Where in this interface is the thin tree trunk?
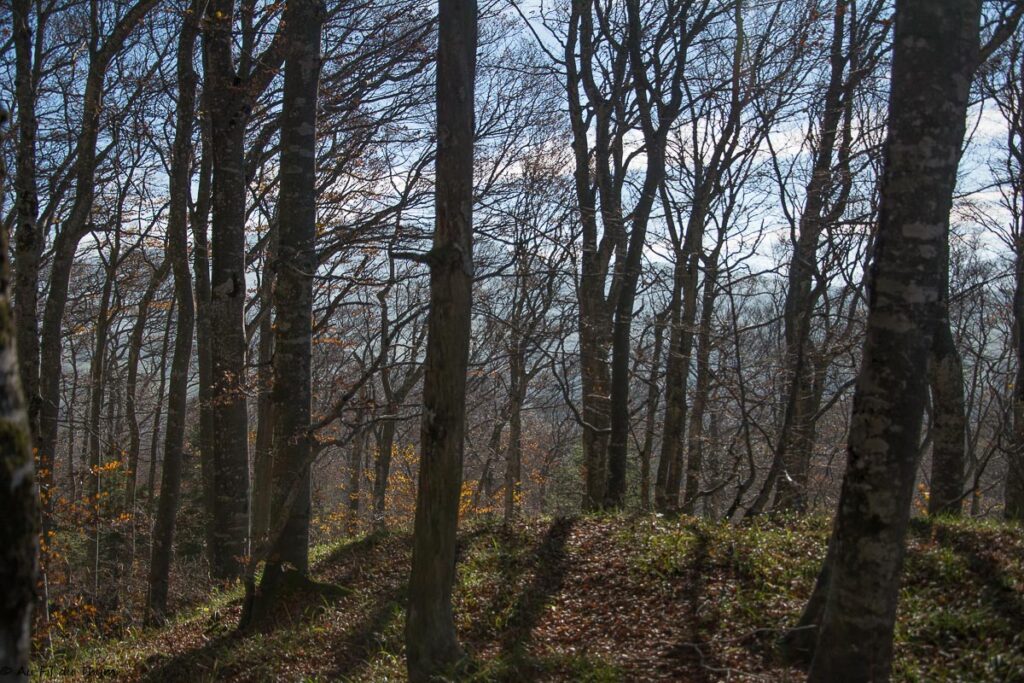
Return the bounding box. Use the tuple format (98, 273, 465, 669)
(503, 344, 525, 522)
(86, 236, 120, 598)
(146, 303, 174, 515)
(681, 255, 720, 515)
(638, 310, 667, 511)
(190, 136, 217, 566)
(147, 2, 200, 622)
(125, 261, 170, 510)
(405, 0, 476, 676)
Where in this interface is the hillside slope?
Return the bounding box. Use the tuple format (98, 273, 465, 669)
(38, 515, 1024, 682)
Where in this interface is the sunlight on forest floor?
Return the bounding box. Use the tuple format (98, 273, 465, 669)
(37, 515, 1024, 682)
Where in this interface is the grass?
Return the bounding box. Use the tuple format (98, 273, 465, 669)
(34, 514, 1024, 682)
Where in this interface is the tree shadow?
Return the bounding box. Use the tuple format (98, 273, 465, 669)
(499, 517, 575, 660)
(322, 523, 493, 680)
(935, 525, 1024, 629)
(664, 523, 722, 683)
(460, 517, 575, 679)
(138, 629, 242, 683)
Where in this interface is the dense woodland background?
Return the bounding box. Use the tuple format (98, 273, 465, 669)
(1, 0, 1024, 680)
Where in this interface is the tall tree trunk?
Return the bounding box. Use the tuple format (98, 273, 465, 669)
(241, 0, 324, 627)
(190, 137, 217, 566)
(203, 0, 254, 579)
(11, 0, 43, 449)
(405, 0, 476, 677)
(147, 2, 200, 622)
(86, 236, 120, 597)
(928, 313, 966, 516)
(0, 107, 40, 683)
(793, 2, 981, 679)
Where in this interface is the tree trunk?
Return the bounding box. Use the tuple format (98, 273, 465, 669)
(373, 402, 398, 529)
(11, 0, 43, 451)
(638, 310, 667, 511)
(125, 261, 170, 510)
(405, 0, 476, 677)
(147, 3, 200, 622)
(681, 255, 720, 515)
(928, 313, 966, 516)
(774, 1, 851, 514)
(86, 236, 120, 597)
(252, 229, 277, 545)
(190, 136, 217, 567)
(797, 2, 981, 679)
(146, 303, 174, 515)
(241, 0, 324, 626)
(203, 0, 255, 579)
(0, 107, 40, 683)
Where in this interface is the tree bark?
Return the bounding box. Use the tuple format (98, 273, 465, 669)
(190, 135, 217, 566)
(405, 0, 476, 677)
(203, 0, 261, 579)
(11, 0, 44, 450)
(798, 2, 981, 679)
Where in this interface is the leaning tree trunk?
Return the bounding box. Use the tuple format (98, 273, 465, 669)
(147, 1, 200, 623)
(405, 0, 477, 677)
(124, 261, 170, 510)
(792, 2, 982, 680)
(0, 107, 40, 683)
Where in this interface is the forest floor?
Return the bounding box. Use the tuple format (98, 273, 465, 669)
(37, 514, 1024, 682)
